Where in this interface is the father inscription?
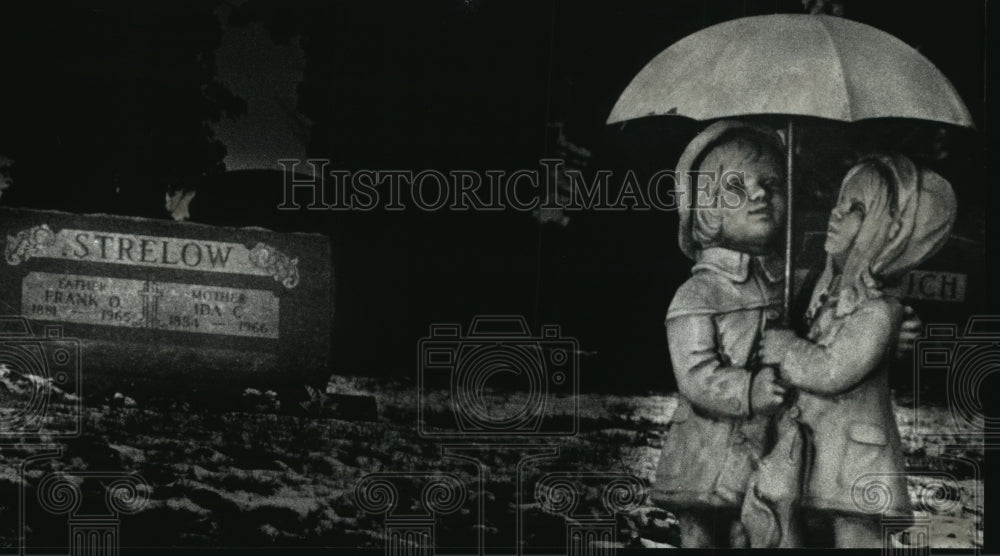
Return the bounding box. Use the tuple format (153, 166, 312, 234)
(0, 208, 331, 388)
(22, 273, 280, 339)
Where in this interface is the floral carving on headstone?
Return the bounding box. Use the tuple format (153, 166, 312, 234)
(5, 224, 56, 265)
(248, 242, 300, 289)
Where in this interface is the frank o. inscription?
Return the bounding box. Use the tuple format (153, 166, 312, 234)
(0, 208, 332, 386)
(22, 272, 279, 339)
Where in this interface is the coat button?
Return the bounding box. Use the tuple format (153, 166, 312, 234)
(788, 406, 802, 419)
(765, 309, 780, 321)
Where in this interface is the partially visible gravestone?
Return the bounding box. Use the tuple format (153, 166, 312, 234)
(0, 207, 332, 390)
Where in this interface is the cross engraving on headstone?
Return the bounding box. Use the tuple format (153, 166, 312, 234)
(138, 280, 163, 329)
(1, 207, 331, 384)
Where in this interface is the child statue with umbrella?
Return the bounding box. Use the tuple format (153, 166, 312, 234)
(607, 13, 973, 548)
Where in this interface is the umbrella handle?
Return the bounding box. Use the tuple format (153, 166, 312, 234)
(782, 120, 795, 328)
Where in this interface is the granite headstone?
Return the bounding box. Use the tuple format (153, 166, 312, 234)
(0, 207, 332, 392)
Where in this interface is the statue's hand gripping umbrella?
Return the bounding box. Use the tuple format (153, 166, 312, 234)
(607, 14, 974, 325)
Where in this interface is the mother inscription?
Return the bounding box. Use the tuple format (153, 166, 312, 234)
(22, 273, 280, 339)
(0, 208, 331, 387)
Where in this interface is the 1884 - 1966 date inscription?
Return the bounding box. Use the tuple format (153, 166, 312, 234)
(22, 271, 279, 339)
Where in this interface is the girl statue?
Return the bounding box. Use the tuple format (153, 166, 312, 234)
(757, 153, 956, 547)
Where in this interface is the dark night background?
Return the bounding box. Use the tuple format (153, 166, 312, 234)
(0, 0, 992, 394)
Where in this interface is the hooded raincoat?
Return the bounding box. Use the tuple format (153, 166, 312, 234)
(762, 154, 956, 519)
(653, 120, 787, 510)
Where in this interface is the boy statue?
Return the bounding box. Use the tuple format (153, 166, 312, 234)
(651, 120, 789, 548)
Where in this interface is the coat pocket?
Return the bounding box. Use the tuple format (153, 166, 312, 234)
(838, 422, 889, 495)
(847, 422, 888, 446)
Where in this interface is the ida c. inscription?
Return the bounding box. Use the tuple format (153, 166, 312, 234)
(5, 225, 300, 289)
(22, 272, 279, 339)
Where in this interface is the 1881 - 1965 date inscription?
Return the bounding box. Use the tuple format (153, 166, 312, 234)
(21, 271, 279, 339)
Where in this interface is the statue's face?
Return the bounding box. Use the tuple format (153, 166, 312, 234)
(703, 144, 785, 254)
(825, 177, 866, 263)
